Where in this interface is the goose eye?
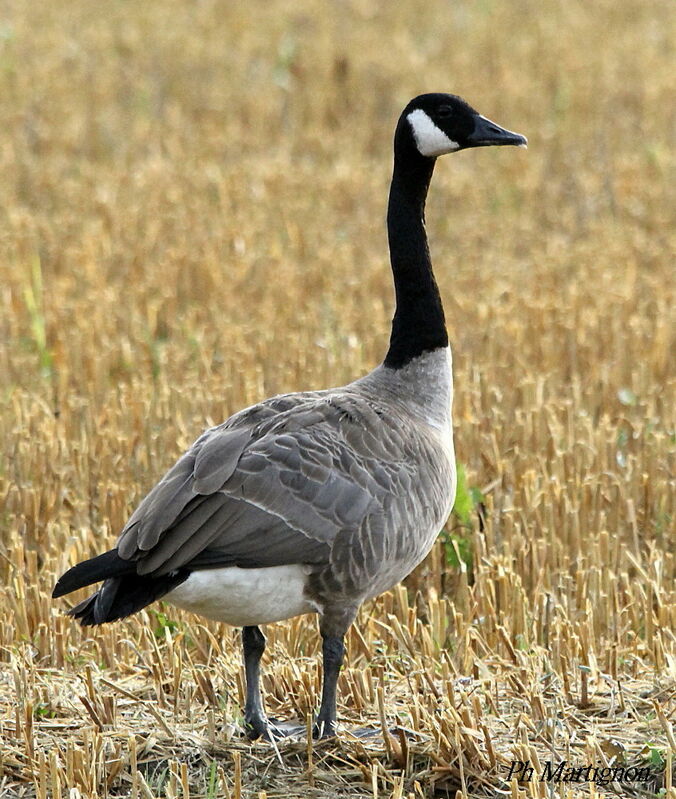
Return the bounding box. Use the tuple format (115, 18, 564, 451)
(436, 105, 453, 119)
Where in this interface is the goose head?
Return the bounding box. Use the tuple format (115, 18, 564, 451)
(399, 93, 527, 159)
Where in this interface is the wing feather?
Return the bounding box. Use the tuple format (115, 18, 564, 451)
(192, 426, 251, 494)
(112, 387, 446, 590)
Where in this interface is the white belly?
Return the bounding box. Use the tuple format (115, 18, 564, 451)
(165, 564, 316, 626)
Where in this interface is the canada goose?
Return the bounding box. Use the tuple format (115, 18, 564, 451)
(53, 93, 526, 740)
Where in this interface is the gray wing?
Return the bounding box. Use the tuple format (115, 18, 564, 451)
(116, 391, 405, 577)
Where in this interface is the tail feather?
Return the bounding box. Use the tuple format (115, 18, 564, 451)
(54, 549, 190, 626)
(68, 571, 190, 626)
(52, 550, 133, 598)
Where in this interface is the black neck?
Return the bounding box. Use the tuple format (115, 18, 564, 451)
(383, 149, 448, 369)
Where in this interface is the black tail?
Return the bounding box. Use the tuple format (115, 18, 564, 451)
(53, 549, 189, 626)
(53, 550, 132, 598)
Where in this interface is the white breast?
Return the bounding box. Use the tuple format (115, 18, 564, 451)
(165, 564, 317, 626)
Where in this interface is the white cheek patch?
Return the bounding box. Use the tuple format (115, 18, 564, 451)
(407, 109, 460, 157)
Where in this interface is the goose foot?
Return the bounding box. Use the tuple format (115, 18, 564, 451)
(245, 716, 337, 741)
(244, 714, 305, 741)
(312, 718, 337, 739)
(346, 724, 423, 741)
(347, 725, 382, 739)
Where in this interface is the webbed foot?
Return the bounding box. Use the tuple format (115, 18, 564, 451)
(244, 714, 305, 741)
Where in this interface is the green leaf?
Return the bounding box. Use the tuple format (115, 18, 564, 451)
(452, 462, 474, 527)
(443, 531, 473, 571)
(34, 702, 56, 719)
(22, 255, 54, 375)
(640, 743, 666, 770)
(206, 760, 218, 798)
(470, 485, 485, 506)
(151, 610, 180, 640)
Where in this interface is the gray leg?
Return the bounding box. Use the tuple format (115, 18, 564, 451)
(313, 633, 345, 738)
(242, 625, 269, 739)
(242, 625, 305, 741)
(313, 606, 357, 738)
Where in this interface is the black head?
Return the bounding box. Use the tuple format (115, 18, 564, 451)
(397, 93, 527, 158)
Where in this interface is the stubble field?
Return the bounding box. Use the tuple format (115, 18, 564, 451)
(0, 0, 674, 796)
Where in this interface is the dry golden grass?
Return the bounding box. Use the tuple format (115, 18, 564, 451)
(0, 0, 674, 796)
